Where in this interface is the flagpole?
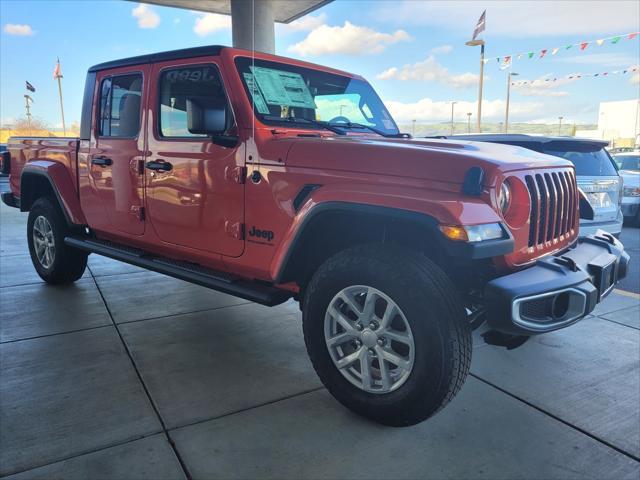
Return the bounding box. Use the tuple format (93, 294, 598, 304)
(478, 42, 485, 133)
(57, 76, 66, 136)
(55, 58, 66, 136)
(24, 95, 32, 135)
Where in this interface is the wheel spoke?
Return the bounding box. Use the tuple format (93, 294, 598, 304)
(328, 306, 357, 333)
(380, 349, 411, 371)
(379, 303, 397, 329)
(361, 288, 378, 320)
(326, 331, 356, 347)
(336, 348, 362, 369)
(377, 352, 392, 390)
(359, 349, 372, 390)
(338, 291, 362, 317)
(382, 329, 412, 345)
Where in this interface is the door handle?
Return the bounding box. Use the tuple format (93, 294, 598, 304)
(91, 156, 112, 167)
(146, 160, 173, 172)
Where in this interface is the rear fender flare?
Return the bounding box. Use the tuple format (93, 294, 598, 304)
(20, 161, 86, 225)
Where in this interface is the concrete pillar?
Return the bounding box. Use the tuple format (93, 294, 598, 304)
(230, 0, 276, 54)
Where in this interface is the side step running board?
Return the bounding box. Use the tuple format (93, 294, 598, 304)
(64, 237, 291, 307)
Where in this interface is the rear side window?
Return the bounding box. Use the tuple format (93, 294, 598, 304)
(98, 74, 143, 138)
(542, 146, 618, 176)
(158, 65, 227, 138)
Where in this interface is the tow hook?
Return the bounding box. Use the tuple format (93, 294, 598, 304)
(595, 232, 616, 245)
(481, 330, 530, 350)
(555, 256, 579, 272)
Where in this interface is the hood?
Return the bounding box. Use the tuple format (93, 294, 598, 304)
(283, 136, 572, 186)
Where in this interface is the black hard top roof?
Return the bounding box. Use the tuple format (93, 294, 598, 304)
(432, 133, 609, 147)
(88, 45, 225, 73)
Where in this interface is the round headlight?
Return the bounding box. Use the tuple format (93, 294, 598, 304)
(498, 181, 511, 214)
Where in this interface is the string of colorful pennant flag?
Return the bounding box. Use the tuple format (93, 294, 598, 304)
(511, 65, 639, 86)
(483, 31, 639, 69)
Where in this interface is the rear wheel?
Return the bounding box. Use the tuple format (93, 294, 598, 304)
(27, 197, 88, 284)
(302, 244, 471, 426)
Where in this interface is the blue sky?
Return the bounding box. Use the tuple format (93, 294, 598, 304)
(1, 0, 639, 128)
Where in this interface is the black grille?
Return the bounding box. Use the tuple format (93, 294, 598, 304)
(525, 170, 576, 248)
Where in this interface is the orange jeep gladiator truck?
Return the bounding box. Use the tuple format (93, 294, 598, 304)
(1, 46, 629, 426)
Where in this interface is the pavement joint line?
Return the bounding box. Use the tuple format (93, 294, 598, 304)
(0, 323, 112, 345)
(0, 432, 165, 479)
(594, 313, 640, 331)
(167, 386, 326, 434)
(469, 373, 640, 463)
(89, 274, 194, 480)
(110, 301, 257, 326)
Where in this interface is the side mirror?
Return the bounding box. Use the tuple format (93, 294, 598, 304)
(187, 98, 238, 148)
(187, 99, 226, 135)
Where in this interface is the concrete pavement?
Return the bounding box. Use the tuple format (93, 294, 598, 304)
(1, 189, 639, 479)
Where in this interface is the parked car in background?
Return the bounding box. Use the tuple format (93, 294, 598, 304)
(613, 151, 640, 226)
(0, 144, 7, 177)
(435, 135, 624, 237)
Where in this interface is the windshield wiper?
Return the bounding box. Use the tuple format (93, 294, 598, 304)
(328, 122, 411, 138)
(263, 115, 346, 135)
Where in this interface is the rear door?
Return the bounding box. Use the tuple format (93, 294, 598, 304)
(144, 60, 244, 257)
(84, 67, 149, 235)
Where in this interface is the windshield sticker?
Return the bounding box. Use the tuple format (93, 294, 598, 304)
(250, 66, 316, 109)
(243, 73, 270, 114)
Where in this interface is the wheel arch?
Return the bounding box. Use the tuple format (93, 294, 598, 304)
(273, 202, 446, 286)
(20, 162, 86, 226)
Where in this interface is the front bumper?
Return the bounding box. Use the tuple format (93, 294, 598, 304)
(485, 230, 629, 335)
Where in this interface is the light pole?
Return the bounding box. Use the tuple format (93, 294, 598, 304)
(339, 105, 347, 117)
(466, 38, 485, 132)
(450, 101, 457, 135)
(558, 116, 564, 136)
(504, 71, 518, 133)
(466, 112, 472, 133)
(412, 119, 416, 137)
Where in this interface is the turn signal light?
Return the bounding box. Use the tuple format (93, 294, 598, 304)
(439, 225, 469, 241)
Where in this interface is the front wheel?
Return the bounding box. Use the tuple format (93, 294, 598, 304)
(302, 244, 472, 426)
(27, 197, 88, 284)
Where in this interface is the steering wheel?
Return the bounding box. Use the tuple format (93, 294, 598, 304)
(328, 116, 351, 124)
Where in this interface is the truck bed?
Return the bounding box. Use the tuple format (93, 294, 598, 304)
(7, 137, 80, 198)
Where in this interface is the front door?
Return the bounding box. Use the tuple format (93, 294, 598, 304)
(85, 67, 148, 235)
(145, 60, 244, 257)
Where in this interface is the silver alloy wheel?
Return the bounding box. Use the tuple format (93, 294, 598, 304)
(33, 215, 55, 269)
(324, 285, 415, 394)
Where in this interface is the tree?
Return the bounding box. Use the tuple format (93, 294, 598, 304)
(12, 117, 53, 136)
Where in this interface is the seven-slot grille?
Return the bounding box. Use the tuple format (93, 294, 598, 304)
(524, 170, 577, 248)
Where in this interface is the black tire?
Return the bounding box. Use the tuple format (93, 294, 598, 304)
(27, 197, 88, 284)
(302, 244, 471, 427)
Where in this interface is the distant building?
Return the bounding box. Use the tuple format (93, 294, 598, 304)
(576, 99, 640, 147)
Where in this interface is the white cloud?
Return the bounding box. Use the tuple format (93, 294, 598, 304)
(376, 56, 480, 89)
(288, 21, 411, 56)
(430, 44, 453, 55)
(277, 13, 326, 34)
(384, 97, 543, 123)
(3, 24, 34, 36)
(132, 4, 160, 29)
(374, 1, 640, 37)
(193, 13, 231, 37)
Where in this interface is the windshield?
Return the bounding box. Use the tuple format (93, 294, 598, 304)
(613, 154, 640, 171)
(542, 145, 618, 176)
(235, 57, 399, 136)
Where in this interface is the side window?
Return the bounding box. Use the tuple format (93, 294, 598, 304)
(159, 65, 227, 138)
(98, 74, 142, 138)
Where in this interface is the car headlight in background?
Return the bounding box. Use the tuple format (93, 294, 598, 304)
(440, 223, 506, 242)
(623, 186, 640, 197)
